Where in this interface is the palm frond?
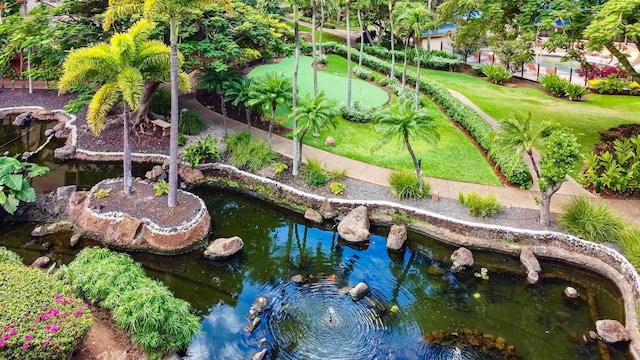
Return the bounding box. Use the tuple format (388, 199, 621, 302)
(178, 72, 192, 93)
(110, 33, 136, 66)
(87, 83, 120, 136)
(128, 19, 156, 46)
(118, 67, 144, 110)
(103, 1, 145, 30)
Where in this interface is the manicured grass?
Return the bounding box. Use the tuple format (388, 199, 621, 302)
(284, 22, 346, 45)
(418, 68, 640, 171)
(248, 56, 389, 108)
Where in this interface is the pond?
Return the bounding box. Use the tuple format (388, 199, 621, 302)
(0, 189, 630, 360)
(0, 114, 631, 359)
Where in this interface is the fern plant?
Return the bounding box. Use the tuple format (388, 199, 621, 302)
(182, 135, 220, 168)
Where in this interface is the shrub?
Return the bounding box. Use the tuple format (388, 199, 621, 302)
(619, 227, 640, 268)
(226, 131, 252, 152)
(178, 133, 187, 146)
(149, 88, 171, 116)
(315, 51, 327, 64)
(306, 171, 327, 187)
(354, 66, 373, 80)
(67, 248, 200, 356)
(178, 111, 205, 135)
(581, 136, 640, 193)
(458, 192, 503, 217)
(230, 138, 276, 172)
(153, 180, 169, 196)
(388, 170, 429, 199)
(539, 74, 570, 97)
(482, 64, 512, 84)
(557, 197, 625, 243)
(182, 134, 220, 168)
(0, 262, 92, 360)
(341, 102, 375, 123)
(0, 247, 22, 265)
(589, 75, 636, 95)
(306, 157, 324, 173)
(273, 162, 288, 174)
(564, 83, 587, 101)
(471, 64, 485, 76)
(330, 182, 345, 195)
(328, 168, 347, 181)
(93, 188, 111, 199)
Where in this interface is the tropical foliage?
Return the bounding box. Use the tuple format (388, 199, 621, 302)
(557, 196, 625, 243)
(582, 135, 640, 193)
(247, 71, 293, 146)
(0, 156, 48, 214)
(183, 134, 220, 168)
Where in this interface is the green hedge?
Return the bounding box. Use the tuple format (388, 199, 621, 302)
(321, 42, 532, 188)
(67, 248, 200, 356)
(0, 253, 92, 360)
(358, 44, 460, 71)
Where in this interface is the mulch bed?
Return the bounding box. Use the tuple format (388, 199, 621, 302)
(90, 180, 202, 228)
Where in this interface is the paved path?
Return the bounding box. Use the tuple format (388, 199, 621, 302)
(180, 94, 640, 224)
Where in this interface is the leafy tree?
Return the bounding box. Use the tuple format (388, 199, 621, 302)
(226, 76, 255, 132)
(292, 91, 338, 163)
(58, 20, 175, 195)
(373, 101, 440, 194)
(103, 0, 230, 208)
(247, 71, 293, 147)
(198, 62, 241, 136)
(0, 156, 48, 215)
(539, 130, 581, 226)
(490, 113, 553, 180)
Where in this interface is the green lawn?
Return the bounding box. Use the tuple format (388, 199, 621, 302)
(417, 68, 640, 171)
(248, 56, 501, 186)
(247, 56, 389, 107)
(284, 22, 346, 45)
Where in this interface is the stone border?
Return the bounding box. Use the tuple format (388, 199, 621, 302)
(5, 106, 640, 357)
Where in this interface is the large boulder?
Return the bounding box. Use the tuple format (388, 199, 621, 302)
(450, 247, 474, 273)
(596, 320, 630, 344)
(386, 224, 407, 251)
(204, 236, 244, 260)
(520, 248, 541, 284)
(337, 206, 370, 242)
(145, 165, 165, 182)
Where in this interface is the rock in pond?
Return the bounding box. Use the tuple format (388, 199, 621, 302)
(520, 248, 541, 284)
(291, 274, 305, 284)
(31, 221, 74, 237)
(349, 282, 369, 301)
(304, 208, 323, 224)
(31, 256, 51, 269)
(244, 317, 260, 334)
(386, 224, 407, 251)
(252, 349, 267, 360)
(145, 165, 165, 182)
(337, 206, 370, 243)
(450, 247, 474, 273)
(69, 233, 82, 247)
(596, 320, 630, 344)
(564, 286, 579, 299)
(319, 198, 339, 220)
(248, 296, 268, 320)
(204, 236, 244, 260)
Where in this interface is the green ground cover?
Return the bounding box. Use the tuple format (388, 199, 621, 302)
(284, 22, 346, 44)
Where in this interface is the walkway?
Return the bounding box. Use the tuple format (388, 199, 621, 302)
(180, 94, 640, 224)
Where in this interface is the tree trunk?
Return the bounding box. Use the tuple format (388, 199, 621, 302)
(527, 149, 540, 179)
(346, 0, 352, 107)
(131, 80, 160, 128)
(389, 0, 395, 79)
(402, 38, 408, 90)
(123, 103, 132, 195)
(221, 94, 228, 136)
(292, 4, 301, 176)
(27, 48, 32, 94)
(312, 0, 318, 97)
(298, 127, 309, 163)
(539, 183, 561, 226)
(269, 104, 276, 147)
(357, 4, 364, 67)
(245, 108, 252, 133)
(605, 42, 640, 82)
(414, 32, 421, 110)
(167, 16, 180, 208)
(426, 0, 432, 52)
(404, 132, 423, 193)
(20, 52, 24, 89)
(319, 3, 324, 53)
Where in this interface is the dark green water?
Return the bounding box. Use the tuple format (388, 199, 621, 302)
(0, 116, 631, 359)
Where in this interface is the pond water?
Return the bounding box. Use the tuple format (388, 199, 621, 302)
(0, 115, 632, 359)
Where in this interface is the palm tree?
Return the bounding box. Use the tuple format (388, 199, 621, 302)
(226, 76, 254, 133)
(395, 1, 431, 109)
(373, 101, 440, 194)
(198, 63, 240, 136)
(247, 71, 293, 147)
(103, 0, 231, 208)
(490, 113, 553, 181)
(345, 0, 352, 107)
(58, 20, 173, 195)
(292, 91, 338, 162)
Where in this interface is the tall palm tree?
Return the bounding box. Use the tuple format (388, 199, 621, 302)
(247, 71, 293, 147)
(292, 91, 338, 162)
(395, 1, 431, 109)
(490, 113, 552, 180)
(345, 0, 352, 107)
(226, 76, 254, 133)
(198, 63, 240, 136)
(58, 19, 173, 195)
(373, 101, 440, 194)
(103, 0, 232, 208)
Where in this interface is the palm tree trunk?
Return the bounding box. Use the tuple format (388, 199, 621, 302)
(346, 0, 352, 107)
(312, 0, 319, 97)
(298, 127, 309, 163)
(168, 15, 180, 208)
(402, 37, 408, 90)
(123, 103, 132, 195)
(404, 132, 423, 193)
(292, 4, 301, 176)
(319, 2, 325, 53)
(269, 104, 276, 147)
(27, 48, 32, 94)
(221, 94, 228, 136)
(389, 0, 395, 79)
(357, 2, 364, 67)
(539, 183, 561, 226)
(414, 32, 421, 110)
(131, 80, 160, 128)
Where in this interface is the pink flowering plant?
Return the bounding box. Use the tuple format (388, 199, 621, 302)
(0, 261, 92, 359)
